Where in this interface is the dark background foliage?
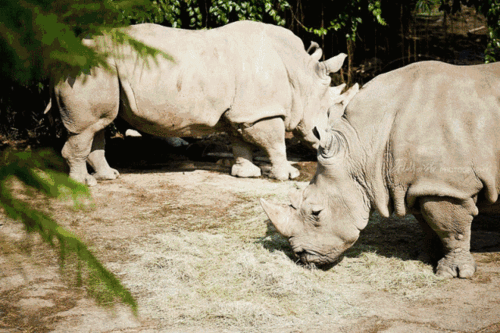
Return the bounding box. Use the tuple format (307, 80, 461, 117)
(0, 0, 498, 313)
(0, 0, 497, 144)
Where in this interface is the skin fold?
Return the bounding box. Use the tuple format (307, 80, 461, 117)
(50, 21, 349, 185)
(262, 61, 500, 279)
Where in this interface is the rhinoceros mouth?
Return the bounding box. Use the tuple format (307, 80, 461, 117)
(294, 248, 343, 268)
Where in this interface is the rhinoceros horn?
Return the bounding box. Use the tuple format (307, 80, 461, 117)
(260, 199, 301, 237)
(323, 53, 348, 74)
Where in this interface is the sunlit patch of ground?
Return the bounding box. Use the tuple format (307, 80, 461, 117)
(1, 165, 500, 332)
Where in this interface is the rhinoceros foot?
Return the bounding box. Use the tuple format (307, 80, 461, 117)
(231, 162, 262, 178)
(93, 168, 120, 181)
(268, 164, 300, 181)
(436, 249, 477, 279)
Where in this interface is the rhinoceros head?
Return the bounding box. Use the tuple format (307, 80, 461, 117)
(261, 118, 370, 266)
(294, 45, 349, 149)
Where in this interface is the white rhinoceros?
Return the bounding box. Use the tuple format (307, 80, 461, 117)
(261, 60, 500, 279)
(50, 21, 349, 185)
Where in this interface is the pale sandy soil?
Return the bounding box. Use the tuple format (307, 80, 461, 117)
(1, 155, 499, 333)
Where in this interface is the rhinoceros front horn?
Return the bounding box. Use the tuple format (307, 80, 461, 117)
(323, 53, 348, 74)
(260, 198, 300, 237)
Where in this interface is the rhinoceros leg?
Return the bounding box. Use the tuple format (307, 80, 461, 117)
(419, 196, 477, 279)
(414, 213, 444, 263)
(230, 137, 262, 178)
(62, 128, 99, 186)
(87, 129, 120, 181)
(239, 117, 299, 180)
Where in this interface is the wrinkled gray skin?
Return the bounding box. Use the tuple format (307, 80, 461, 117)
(50, 21, 349, 185)
(261, 61, 500, 279)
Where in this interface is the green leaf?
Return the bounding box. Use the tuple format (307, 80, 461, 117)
(0, 149, 137, 313)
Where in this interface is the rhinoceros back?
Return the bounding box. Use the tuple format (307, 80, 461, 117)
(345, 61, 500, 215)
(107, 22, 298, 137)
(112, 24, 236, 136)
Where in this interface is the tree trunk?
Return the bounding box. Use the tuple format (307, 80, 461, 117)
(401, 4, 405, 65)
(347, 39, 355, 86)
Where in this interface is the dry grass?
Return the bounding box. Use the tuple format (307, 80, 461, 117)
(333, 252, 444, 295)
(118, 223, 443, 331)
(332, 213, 446, 297)
(4, 169, 497, 332)
(105, 174, 445, 331)
(122, 230, 354, 331)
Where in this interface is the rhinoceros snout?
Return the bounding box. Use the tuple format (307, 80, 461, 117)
(293, 247, 344, 269)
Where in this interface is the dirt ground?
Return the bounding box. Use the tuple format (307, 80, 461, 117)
(1, 136, 500, 333)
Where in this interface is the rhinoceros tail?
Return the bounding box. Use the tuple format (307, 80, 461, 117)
(44, 80, 55, 114)
(43, 81, 57, 130)
(44, 98, 52, 114)
(42, 96, 56, 130)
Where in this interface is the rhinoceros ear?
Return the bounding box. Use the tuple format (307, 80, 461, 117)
(310, 46, 323, 62)
(329, 83, 347, 98)
(328, 83, 360, 121)
(307, 41, 320, 55)
(313, 126, 341, 159)
(260, 199, 301, 237)
(313, 126, 328, 146)
(289, 189, 303, 209)
(323, 53, 348, 74)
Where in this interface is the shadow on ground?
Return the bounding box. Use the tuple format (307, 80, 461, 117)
(103, 133, 317, 180)
(259, 210, 500, 271)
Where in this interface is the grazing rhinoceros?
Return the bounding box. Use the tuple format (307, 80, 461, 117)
(261, 60, 500, 279)
(49, 21, 349, 185)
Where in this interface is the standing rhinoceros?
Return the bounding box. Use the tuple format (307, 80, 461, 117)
(261, 60, 500, 279)
(50, 21, 349, 185)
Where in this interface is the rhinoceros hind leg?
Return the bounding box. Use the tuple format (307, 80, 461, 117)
(230, 138, 261, 178)
(239, 117, 299, 180)
(87, 129, 120, 181)
(419, 196, 477, 279)
(62, 131, 98, 186)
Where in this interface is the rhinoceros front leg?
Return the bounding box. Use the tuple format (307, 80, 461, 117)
(230, 137, 262, 178)
(87, 129, 120, 181)
(239, 117, 299, 180)
(414, 213, 444, 263)
(419, 196, 477, 279)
